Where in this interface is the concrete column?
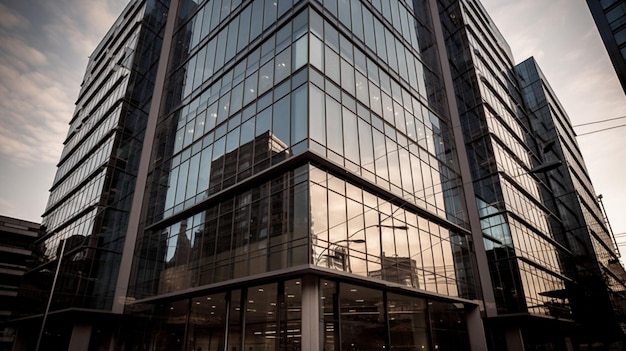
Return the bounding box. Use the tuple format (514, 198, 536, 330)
(68, 323, 92, 351)
(425, 0, 498, 317)
(113, 0, 181, 314)
(301, 275, 320, 350)
(466, 305, 488, 351)
(505, 326, 525, 351)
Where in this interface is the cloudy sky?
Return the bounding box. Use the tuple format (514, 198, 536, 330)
(1, 0, 625, 249)
(0, 0, 128, 221)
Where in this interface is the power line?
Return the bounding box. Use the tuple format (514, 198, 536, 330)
(576, 123, 626, 136)
(572, 115, 626, 128)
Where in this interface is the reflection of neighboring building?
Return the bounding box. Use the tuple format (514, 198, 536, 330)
(159, 131, 294, 296)
(159, 220, 192, 294)
(208, 130, 288, 196)
(369, 255, 420, 289)
(318, 246, 349, 271)
(0, 215, 39, 351)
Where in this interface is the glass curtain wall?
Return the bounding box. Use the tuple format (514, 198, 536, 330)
(25, 0, 170, 317)
(131, 0, 477, 301)
(131, 163, 478, 300)
(125, 0, 480, 349)
(437, 0, 571, 317)
(516, 57, 626, 344)
(129, 277, 471, 350)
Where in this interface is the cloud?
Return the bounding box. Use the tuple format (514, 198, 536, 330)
(0, 36, 48, 66)
(0, 29, 71, 165)
(43, 0, 126, 58)
(0, 61, 70, 165)
(0, 0, 127, 168)
(0, 3, 29, 29)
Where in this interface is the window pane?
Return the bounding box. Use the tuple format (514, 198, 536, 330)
(153, 300, 188, 350)
(310, 34, 324, 70)
(325, 96, 343, 154)
(343, 108, 359, 164)
(258, 59, 274, 94)
(273, 95, 290, 145)
(309, 85, 326, 144)
(293, 35, 308, 70)
(291, 84, 308, 143)
(340, 283, 386, 351)
(188, 293, 227, 351)
(388, 293, 429, 351)
(244, 283, 278, 350)
(282, 279, 302, 348)
(321, 280, 337, 350)
(274, 48, 291, 83)
(228, 290, 242, 350)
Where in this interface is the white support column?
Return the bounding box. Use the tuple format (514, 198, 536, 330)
(466, 305, 489, 351)
(68, 323, 92, 351)
(113, 0, 181, 314)
(425, 0, 498, 317)
(505, 326, 525, 351)
(301, 275, 320, 350)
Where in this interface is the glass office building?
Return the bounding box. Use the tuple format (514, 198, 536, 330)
(13, 0, 171, 349)
(516, 57, 626, 348)
(15, 0, 626, 350)
(17, 0, 488, 350)
(438, 0, 581, 349)
(438, 0, 626, 349)
(123, 0, 484, 349)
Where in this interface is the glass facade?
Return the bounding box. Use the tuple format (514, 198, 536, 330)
(26, 0, 170, 311)
(131, 163, 477, 299)
(437, 0, 626, 348)
(438, 0, 571, 319)
(122, 277, 470, 350)
(125, 0, 480, 349)
(14, 1, 171, 349)
(516, 57, 626, 346)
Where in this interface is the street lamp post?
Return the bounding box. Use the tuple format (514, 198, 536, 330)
(36, 239, 67, 351)
(35, 237, 121, 351)
(377, 213, 408, 281)
(315, 214, 409, 279)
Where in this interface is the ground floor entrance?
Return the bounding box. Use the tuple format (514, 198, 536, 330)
(13, 273, 485, 350)
(118, 273, 485, 351)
